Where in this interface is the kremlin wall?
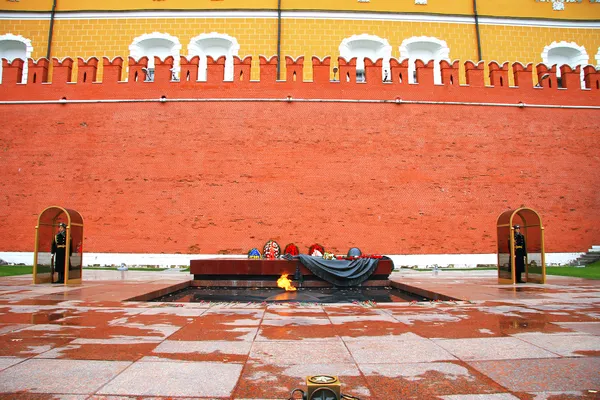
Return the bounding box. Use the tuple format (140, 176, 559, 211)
(0, 55, 599, 265)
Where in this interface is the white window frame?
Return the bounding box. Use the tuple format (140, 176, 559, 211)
(399, 36, 450, 85)
(541, 41, 588, 89)
(188, 32, 240, 82)
(339, 34, 392, 82)
(129, 32, 182, 81)
(0, 33, 33, 84)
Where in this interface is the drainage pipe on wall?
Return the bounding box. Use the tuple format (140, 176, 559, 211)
(276, 0, 282, 80)
(1, 98, 598, 110)
(473, 0, 483, 61)
(46, 0, 58, 59)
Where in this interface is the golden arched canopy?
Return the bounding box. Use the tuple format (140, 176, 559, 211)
(33, 206, 84, 285)
(496, 207, 546, 284)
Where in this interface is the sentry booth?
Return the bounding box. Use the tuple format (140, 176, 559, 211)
(496, 207, 546, 284)
(33, 206, 84, 285)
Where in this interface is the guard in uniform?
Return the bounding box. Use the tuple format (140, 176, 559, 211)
(513, 224, 527, 283)
(51, 222, 68, 283)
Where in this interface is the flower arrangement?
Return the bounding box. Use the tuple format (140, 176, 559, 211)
(308, 243, 325, 257)
(248, 248, 261, 259)
(284, 243, 299, 256)
(263, 240, 281, 259)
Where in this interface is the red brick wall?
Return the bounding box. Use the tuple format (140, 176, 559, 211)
(1, 102, 598, 254)
(1, 57, 599, 255)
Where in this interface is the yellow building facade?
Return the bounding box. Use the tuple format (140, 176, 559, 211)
(0, 0, 599, 83)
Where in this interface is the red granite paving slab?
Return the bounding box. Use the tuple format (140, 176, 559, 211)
(88, 397, 206, 400)
(169, 315, 258, 340)
(233, 362, 373, 400)
(0, 323, 31, 334)
(322, 304, 391, 316)
(0, 321, 87, 336)
(106, 313, 194, 328)
(527, 391, 600, 399)
(63, 323, 172, 340)
(149, 340, 251, 362)
(390, 273, 600, 303)
(549, 393, 600, 400)
(556, 322, 600, 335)
(168, 313, 262, 341)
(400, 309, 572, 339)
(264, 307, 328, 318)
(67, 301, 150, 308)
(0, 335, 74, 357)
(360, 361, 508, 400)
(95, 360, 243, 398)
(0, 394, 88, 400)
(41, 309, 147, 327)
(0, 307, 72, 324)
(330, 318, 411, 338)
(0, 271, 599, 399)
(524, 306, 600, 323)
(2, 315, 167, 342)
(170, 325, 259, 342)
(467, 357, 600, 392)
(146, 350, 248, 363)
(7, 299, 69, 306)
(256, 322, 339, 341)
(33, 342, 159, 361)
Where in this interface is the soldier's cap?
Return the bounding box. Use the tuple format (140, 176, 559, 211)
(513, 224, 520, 229)
(58, 222, 67, 228)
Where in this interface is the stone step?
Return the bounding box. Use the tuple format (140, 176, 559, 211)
(570, 245, 600, 266)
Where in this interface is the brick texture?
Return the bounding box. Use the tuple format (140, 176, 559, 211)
(0, 58, 599, 255)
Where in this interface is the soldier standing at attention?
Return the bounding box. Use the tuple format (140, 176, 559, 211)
(513, 224, 527, 283)
(51, 222, 67, 283)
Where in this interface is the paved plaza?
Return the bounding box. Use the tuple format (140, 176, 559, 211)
(0, 268, 598, 399)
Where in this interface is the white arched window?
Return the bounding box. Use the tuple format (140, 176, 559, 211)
(399, 36, 450, 85)
(188, 33, 240, 82)
(596, 47, 600, 67)
(541, 41, 588, 88)
(0, 34, 33, 84)
(339, 34, 392, 82)
(129, 32, 182, 81)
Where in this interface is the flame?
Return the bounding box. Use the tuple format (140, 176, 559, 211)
(277, 273, 297, 291)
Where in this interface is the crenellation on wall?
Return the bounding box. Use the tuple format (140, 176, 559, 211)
(364, 58, 385, 85)
(337, 56, 357, 84)
(127, 56, 149, 83)
(51, 57, 74, 84)
(27, 58, 49, 84)
(536, 63, 558, 89)
(415, 59, 435, 86)
(285, 56, 304, 83)
(233, 55, 252, 83)
(311, 56, 331, 83)
(512, 62, 534, 89)
(153, 56, 175, 83)
(258, 55, 277, 82)
(488, 61, 509, 88)
(440, 60, 460, 86)
(77, 57, 99, 84)
(389, 58, 410, 85)
(584, 65, 600, 91)
(1, 56, 599, 104)
(465, 60, 485, 88)
(2, 58, 24, 85)
(206, 55, 226, 83)
(102, 56, 124, 83)
(559, 64, 582, 89)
